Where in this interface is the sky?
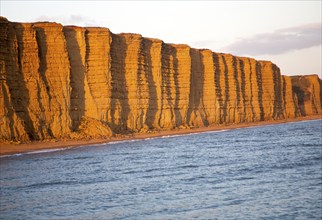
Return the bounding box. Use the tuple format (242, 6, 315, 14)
(1, 1, 321, 76)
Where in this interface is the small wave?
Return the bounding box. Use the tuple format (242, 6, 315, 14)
(0, 147, 73, 158)
(122, 170, 138, 175)
(178, 164, 200, 169)
(143, 137, 159, 141)
(161, 134, 186, 138)
(26, 181, 72, 188)
(235, 176, 255, 181)
(199, 129, 229, 134)
(0, 153, 23, 158)
(24, 148, 73, 155)
(107, 139, 141, 145)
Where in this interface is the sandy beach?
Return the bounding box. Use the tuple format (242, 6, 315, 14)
(1, 115, 321, 156)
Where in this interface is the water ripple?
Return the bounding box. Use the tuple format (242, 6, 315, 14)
(0, 120, 321, 219)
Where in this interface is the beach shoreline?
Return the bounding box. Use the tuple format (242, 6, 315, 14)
(1, 115, 321, 156)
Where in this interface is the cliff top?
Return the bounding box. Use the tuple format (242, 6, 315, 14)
(2, 16, 320, 79)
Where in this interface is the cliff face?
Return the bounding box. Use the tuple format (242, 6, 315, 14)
(291, 75, 322, 116)
(1, 17, 321, 142)
(1, 19, 71, 141)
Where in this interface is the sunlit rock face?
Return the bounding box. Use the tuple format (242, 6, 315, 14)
(291, 75, 322, 117)
(1, 17, 321, 141)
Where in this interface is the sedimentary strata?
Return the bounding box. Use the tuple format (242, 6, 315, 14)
(0, 17, 321, 141)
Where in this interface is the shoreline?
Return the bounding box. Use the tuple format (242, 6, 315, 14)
(1, 115, 321, 156)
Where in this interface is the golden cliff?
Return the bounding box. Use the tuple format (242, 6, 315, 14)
(1, 17, 321, 142)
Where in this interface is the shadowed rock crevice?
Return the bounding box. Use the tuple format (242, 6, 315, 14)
(239, 59, 247, 122)
(188, 49, 207, 127)
(282, 76, 297, 118)
(35, 81, 46, 138)
(247, 59, 256, 121)
(158, 43, 166, 127)
(136, 38, 145, 130)
(173, 48, 183, 127)
(292, 85, 306, 116)
(198, 50, 208, 126)
(8, 24, 38, 140)
(255, 62, 264, 121)
(272, 65, 284, 119)
(282, 76, 287, 116)
(2, 83, 15, 139)
(63, 27, 85, 130)
(311, 86, 318, 114)
(222, 55, 229, 123)
(141, 39, 158, 129)
(233, 57, 241, 107)
(141, 38, 163, 129)
(35, 27, 51, 101)
(186, 49, 195, 126)
(199, 50, 216, 125)
(160, 43, 175, 128)
(232, 56, 241, 123)
(110, 34, 131, 133)
(212, 53, 223, 124)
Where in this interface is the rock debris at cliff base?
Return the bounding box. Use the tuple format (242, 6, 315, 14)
(0, 16, 321, 142)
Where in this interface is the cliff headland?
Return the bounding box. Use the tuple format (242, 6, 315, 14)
(0, 16, 321, 152)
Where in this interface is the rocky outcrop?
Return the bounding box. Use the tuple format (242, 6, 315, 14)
(291, 75, 322, 116)
(1, 17, 321, 142)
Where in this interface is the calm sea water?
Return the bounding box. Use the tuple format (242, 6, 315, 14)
(1, 120, 321, 219)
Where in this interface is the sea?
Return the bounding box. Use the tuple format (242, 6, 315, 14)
(0, 120, 321, 219)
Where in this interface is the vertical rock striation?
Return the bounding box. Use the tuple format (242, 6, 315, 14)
(1, 18, 321, 142)
(0, 17, 29, 141)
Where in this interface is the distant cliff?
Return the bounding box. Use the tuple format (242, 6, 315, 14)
(1, 17, 321, 142)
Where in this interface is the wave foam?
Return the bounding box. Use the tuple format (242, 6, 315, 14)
(0, 147, 73, 158)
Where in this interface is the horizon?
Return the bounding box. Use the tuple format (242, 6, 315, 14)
(1, 1, 321, 77)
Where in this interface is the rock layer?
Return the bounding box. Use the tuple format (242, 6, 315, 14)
(1, 17, 321, 141)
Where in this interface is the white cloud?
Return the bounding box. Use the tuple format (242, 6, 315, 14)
(222, 23, 322, 56)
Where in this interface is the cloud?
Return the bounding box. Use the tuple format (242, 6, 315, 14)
(221, 23, 322, 56)
(35, 15, 99, 27)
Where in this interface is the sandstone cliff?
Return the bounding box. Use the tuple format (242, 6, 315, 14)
(1, 17, 321, 142)
(291, 75, 322, 116)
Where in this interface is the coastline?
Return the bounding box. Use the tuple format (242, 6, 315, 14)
(1, 115, 321, 156)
